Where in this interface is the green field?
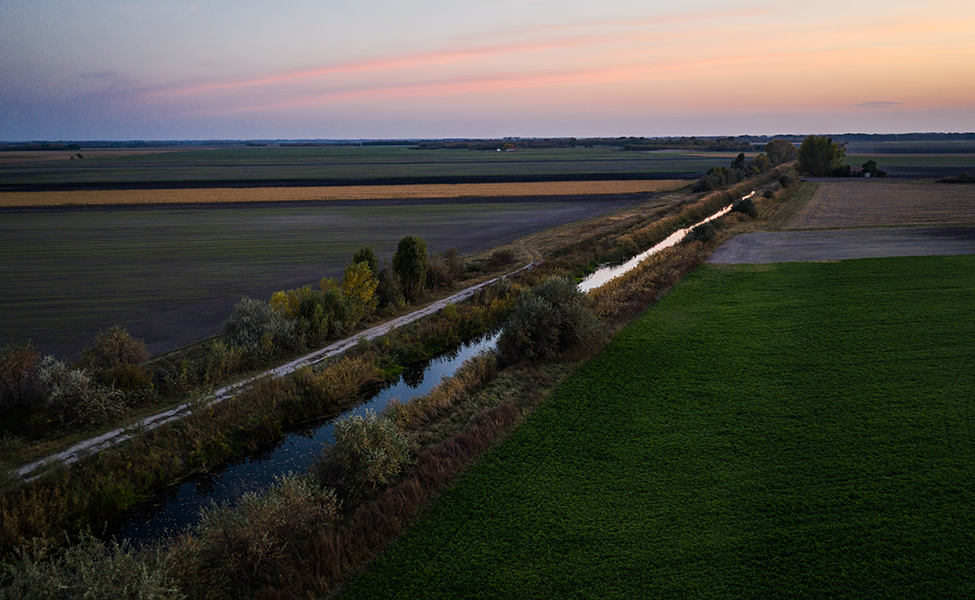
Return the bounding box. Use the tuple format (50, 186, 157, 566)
(0, 146, 730, 186)
(342, 255, 975, 599)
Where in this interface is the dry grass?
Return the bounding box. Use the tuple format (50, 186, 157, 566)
(0, 180, 688, 208)
(789, 181, 975, 229)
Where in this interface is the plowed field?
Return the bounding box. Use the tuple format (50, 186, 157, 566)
(790, 181, 975, 229)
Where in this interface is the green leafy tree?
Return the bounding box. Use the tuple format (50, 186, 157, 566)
(798, 135, 847, 176)
(392, 235, 428, 301)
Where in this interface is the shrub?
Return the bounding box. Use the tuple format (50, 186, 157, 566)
(488, 248, 517, 269)
(685, 222, 718, 243)
(225, 297, 297, 361)
(732, 197, 759, 217)
(177, 473, 340, 598)
(497, 277, 604, 364)
(0, 532, 182, 600)
(311, 410, 412, 499)
(39, 356, 126, 428)
(81, 326, 149, 374)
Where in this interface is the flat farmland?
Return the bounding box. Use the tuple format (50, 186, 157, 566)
(0, 146, 722, 187)
(342, 256, 975, 599)
(0, 194, 656, 359)
(789, 181, 975, 229)
(0, 179, 686, 208)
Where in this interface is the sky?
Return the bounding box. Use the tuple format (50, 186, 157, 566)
(2, 0, 974, 141)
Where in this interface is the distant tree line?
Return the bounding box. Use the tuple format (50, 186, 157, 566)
(691, 140, 796, 192)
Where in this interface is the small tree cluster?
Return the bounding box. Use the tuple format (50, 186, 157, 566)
(692, 152, 774, 192)
(227, 254, 381, 361)
(497, 277, 604, 364)
(797, 135, 847, 176)
(763, 139, 798, 165)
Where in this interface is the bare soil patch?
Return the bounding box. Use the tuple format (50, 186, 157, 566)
(709, 227, 975, 264)
(790, 181, 975, 229)
(0, 180, 685, 207)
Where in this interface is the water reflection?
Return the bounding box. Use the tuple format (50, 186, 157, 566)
(578, 201, 739, 292)
(111, 196, 746, 545)
(111, 333, 498, 544)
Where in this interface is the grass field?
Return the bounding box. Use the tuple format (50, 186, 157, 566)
(790, 181, 975, 229)
(0, 195, 660, 359)
(0, 179, 686, 207)
(0, 146, 726, 186)
(341, 255, 975, 599)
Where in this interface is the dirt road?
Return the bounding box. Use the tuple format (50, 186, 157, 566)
(15, 265, 529, 483)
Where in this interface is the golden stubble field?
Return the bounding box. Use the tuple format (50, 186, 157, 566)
(790, 181, 975, 229)
(0, 180, 687, 207)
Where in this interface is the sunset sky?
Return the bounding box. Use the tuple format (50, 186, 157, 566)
(2, 0, 974, 140)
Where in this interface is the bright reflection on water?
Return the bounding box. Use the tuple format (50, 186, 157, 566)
(112, 333, 498, 544)
(578, 203, 735, 292)
(111, 195, 749, 545)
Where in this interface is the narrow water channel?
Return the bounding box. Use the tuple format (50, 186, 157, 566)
(111, 194, 749, 544)
(112, 333, 498, 544)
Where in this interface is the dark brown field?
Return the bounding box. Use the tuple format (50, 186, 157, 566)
(0, 194, 661, 359)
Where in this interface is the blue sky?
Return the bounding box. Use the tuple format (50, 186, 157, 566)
(2, 0, 974, 140)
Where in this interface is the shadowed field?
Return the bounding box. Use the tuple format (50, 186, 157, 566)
(0, 194, 658, 359)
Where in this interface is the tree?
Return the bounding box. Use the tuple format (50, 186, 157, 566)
(0, 341, 41, 407)
(764, 139, 798, 165)
(82, 326, 148, 373)
(797, 135, 846, 176)
(351, 246, 379, 277)
(392, 235, 428, 301)
(342, 261, 379, 327)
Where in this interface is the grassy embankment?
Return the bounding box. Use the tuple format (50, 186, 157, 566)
(341, 254, 975, 599)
